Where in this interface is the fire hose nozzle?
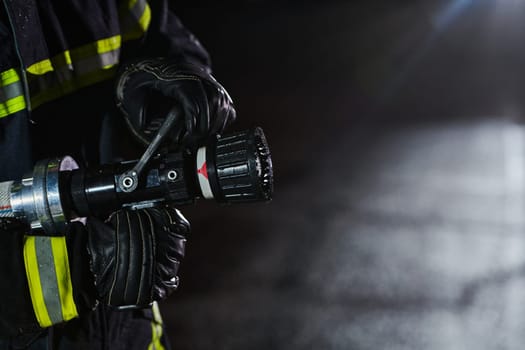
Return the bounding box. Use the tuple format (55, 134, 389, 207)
(0, 127, 273, 236)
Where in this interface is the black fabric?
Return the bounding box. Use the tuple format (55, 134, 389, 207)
(0, 306, 173, 350)
(0, 112, 33, 182)
(48, 305, 172, 350)
(2, 0, 49, 66)
(0, 225, 42, 338)
(65, 222, 98, 316)
(137, 0, 211, 69)
(0, 5, 18, 72)
(36, 1, 120, 55)
(28, 81, 114, 169)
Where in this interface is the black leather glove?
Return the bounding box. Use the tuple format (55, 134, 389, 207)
(85, 206, 189, 308)
(115, 58, 237, 149)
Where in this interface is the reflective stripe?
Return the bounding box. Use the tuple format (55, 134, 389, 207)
(96, 36, 122, 55)
(0, 68, 22, 86)
(71, 36, 121, 60)
(26, 52, 73, 76)
(23, 236, 79, 328)
(26, 35, 122, 109)
(0, 69, 27, 118)
(0, 96, 26, 117)
(148, 302, 165, 350)
(26, 36, 121, 76)
(136, 2, 151, 33)
(1, 77, 23, 100)
(121, 0, 151, 41)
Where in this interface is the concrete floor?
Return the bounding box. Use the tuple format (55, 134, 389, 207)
(160, 1, 525, 349)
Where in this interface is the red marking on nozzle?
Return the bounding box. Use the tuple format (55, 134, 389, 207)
(198, 162, 208, 179)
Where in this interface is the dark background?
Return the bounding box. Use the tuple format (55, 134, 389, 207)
(161, 1, 525, 349)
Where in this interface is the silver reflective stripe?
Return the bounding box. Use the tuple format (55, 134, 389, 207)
(0, 79, 23, 102)
(75, 50, 120, 74)
(24, 236, 79, 327)
(34, 236, 64, 324)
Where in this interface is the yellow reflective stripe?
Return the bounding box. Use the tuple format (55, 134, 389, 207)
(137, 3, 151, 33)
(27, 60, 54, 76)
(27, 52, 72, 76)
(24, 34, 121, 109)
(23, 236, 79, 328)
(0, 96, 26, 118)
(148, 302, 165, 350)
(0, 68, 27, 118)
(0, 68, 20, 86)
(96, 35, 121, 54)
(27, 36, 119, 77)
(23, 237, 53, 328)
(148, 322, 165, 350)
(50, 236, 79, 322)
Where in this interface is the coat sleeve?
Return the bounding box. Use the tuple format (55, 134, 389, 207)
(0, 223, 42, 337)
(0, 220, 96, 341)
(124, 0, 212, 71)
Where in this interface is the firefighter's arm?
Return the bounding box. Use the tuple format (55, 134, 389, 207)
(0, 219, 45, 337)
(115, 1, 236, 149)
(0, 205, 188, 337)
(135, 0, 212, 69)
(0, 219, 96, 339)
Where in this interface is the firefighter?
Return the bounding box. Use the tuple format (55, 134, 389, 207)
(0, 1, 236, 349)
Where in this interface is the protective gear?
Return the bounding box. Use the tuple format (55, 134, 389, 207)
(0, 221, 43, 337)
(0, 214, 176, 349)
(23, 236, 79, 328)
(0, 218, 95, 338)
(85, 206, 189, 308)
(0, 1, 217, 348)
(115, 58, 237, 149)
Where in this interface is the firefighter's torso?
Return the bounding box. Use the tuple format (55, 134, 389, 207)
(0, 0, 150, 119)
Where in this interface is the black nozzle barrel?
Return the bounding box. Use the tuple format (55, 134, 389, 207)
(198, 127, 273, 203)
(67, 127, 273, 217)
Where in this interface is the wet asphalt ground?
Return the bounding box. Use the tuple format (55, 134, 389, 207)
(160, 1, 525, 349)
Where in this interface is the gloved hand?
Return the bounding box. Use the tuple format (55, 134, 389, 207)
(85, 205, 189, 308)
(115, 58, 237, 149)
